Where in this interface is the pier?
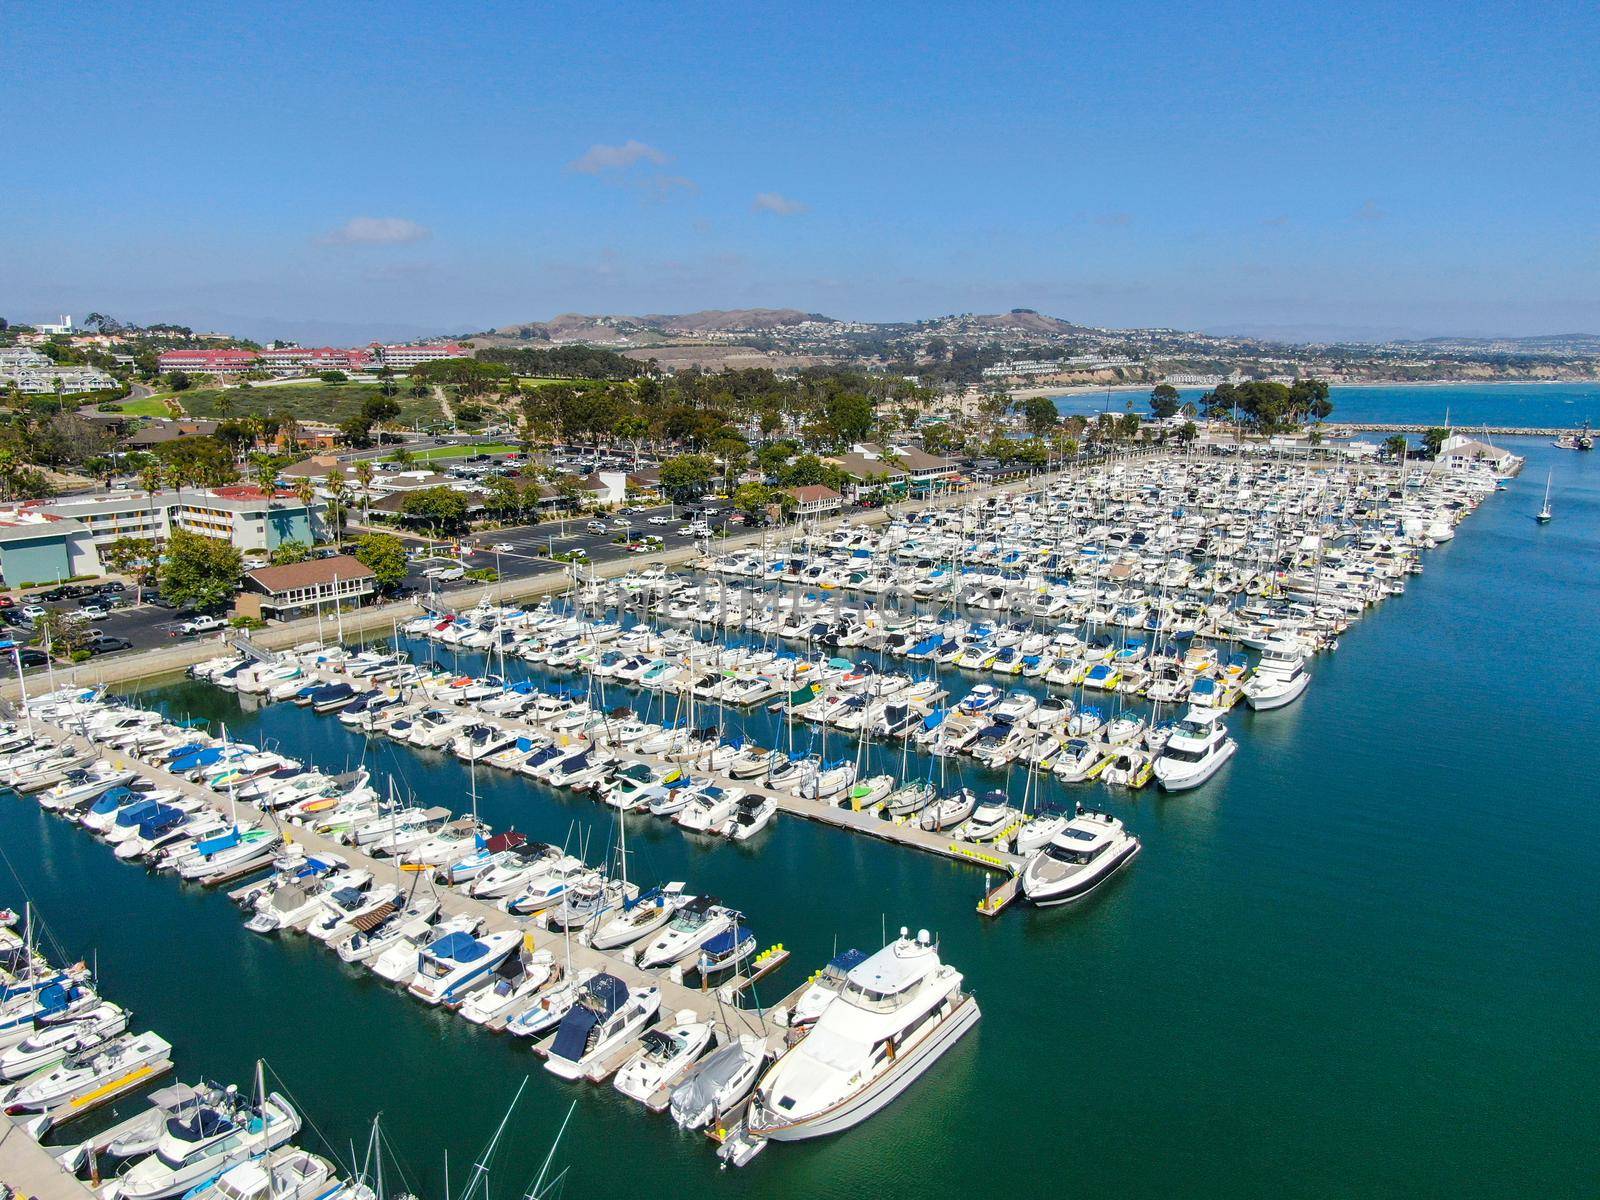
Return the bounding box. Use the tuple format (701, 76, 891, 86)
(0, 1115, 95, 1200)
(33, 719, 782, 1067)
(246, 665, 1029, 877)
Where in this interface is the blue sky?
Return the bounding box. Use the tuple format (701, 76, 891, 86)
(5, 1, 1598, 342)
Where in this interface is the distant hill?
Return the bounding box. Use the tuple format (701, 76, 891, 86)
(479, 308, 830, 344)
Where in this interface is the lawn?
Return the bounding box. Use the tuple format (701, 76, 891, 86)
(111, 396, 175, 418)
(171, 382, 443, 426)
(403, 442, 523, 461)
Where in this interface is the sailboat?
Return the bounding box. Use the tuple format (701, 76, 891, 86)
(1536, 472, 1553, 524)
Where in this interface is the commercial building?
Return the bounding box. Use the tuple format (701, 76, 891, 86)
(256, 347, 374, 373)
(0, 487, 323, 586)
(1437, 435, 1523, 476)
(371, 343, 469, 369)
(156, 349, 261, 375)
(238, 554, 376, 622)
(789, 484, 843, 519)
(831, 443, 958, 498)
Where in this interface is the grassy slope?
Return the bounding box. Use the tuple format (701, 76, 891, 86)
(171, 382, 442, 425)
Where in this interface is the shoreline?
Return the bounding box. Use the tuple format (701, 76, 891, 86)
(1008, 377, 1600, 401)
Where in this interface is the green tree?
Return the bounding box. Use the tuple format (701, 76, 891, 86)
(350, 532, 409, 593)
(1149, 383, 1180, 419)
(101, 536, 157, 584)
(1384, 434, 1410, 460)
(165, 370, 192, 392)
(160, 529, 243, 611)
(1422, 427, 1448, 458)
(485, 474, 520, 516)
(318, 370, 348, 384)
(399, 486, 469, 534)
(33, 610, 90, 658)
(658, 454, 716, 503)
(1020, 395, 1060, 434)
(269, 539, 311, 565)
(733, 481, 778, 525)
(1119, 412, 1142, 440)
(1177, 420, 1199, 445)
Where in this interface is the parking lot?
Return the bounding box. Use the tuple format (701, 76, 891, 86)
(0, 586, 229, 680)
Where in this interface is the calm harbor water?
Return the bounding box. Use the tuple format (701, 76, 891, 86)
(1053, 380, 1600, 430)
(3, 429, 1598, 1197)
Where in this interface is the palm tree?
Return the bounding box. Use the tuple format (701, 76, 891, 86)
(326, 479, 348, 549)
(293, 475, 316, 538)
(0, 450, 22, 504)
(353, 460, 374, 524)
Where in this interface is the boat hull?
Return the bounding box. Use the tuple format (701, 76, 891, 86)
(750, 995, 980, 1141)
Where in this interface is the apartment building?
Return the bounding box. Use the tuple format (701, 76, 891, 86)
(0, 487, 322, 586)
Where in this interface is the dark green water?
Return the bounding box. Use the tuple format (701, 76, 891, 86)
(4, 436, 1597, 1198)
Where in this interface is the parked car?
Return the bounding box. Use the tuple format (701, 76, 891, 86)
(648, 514, 673, 525)
(19, 605, 47, 622)
(86, 635, 133, 654)
(76, 603, 110, 620)
(7, 648, 49, 669)
(147, 594, 177, 609)
(491, 542, 515, 553)
(0, 596, 13, 610)
(586, 520, 608, 534)
(179, 614, 227, 635)
(97, 581, 126, 594)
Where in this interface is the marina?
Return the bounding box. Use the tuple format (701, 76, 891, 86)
(0, 427, 1595, 1198)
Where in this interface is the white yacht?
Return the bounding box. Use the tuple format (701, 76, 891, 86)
(544, 973, 662, 1080)
(612, 1012, 714, 1104)
(1153, 707, 1236, 791)
(1242, 639, 1311, 710)
(1020, 810, 1141, 905)
(407, 927, 521, 1007)
(668, 1034, 769, 1130)
(2, 1031, 171, 1114)
(746, 929, 979, 1141)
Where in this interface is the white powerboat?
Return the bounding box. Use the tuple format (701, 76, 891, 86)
(1242, 639, 1311, 710)
(407, 928, 521, 1006)
(1020, 810, 1141, 905)
(746, 928, 979, 1141)
(544, 973, 661, 1080)
(612, 1011, 714, 1104)
(668, 1034, 769, 1130)
(1153, 707, 1236, 791)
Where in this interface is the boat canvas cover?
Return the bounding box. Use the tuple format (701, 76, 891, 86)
(484, 831, 525, 853)
(269, 882, 313, 913)
(428, 931, 490, 963)
(135, 805, 184, 838)
(670, 1040, 754, 1120)
(828, 948, 868, 973)
(701, 926, 751, 959)
(549, 974, 628, 1062)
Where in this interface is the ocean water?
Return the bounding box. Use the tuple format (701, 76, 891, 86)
(2, 431, 1597, 1198)
(1052, 381, 1600, 430)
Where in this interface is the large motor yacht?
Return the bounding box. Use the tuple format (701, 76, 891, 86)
(746, 928, 978, 1141)
(1152, 706, 1236, 791)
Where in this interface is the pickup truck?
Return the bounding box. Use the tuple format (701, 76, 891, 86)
(179, 614, 227, 635)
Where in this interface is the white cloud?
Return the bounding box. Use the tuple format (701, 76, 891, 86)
(321, 216, 431, 245)
(569, 140, 670, 173)
(752, 192, 808, 216)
